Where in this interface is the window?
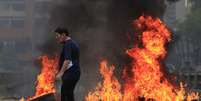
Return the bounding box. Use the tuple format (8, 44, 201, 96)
(11, 19, 24, 28)
(0, 19, 10, 27)
(11, 16, 24, 28)
(0, 17, 10, 28)
(0, 16, 24, 28)
(3, 41, 15, 48)
(0, 1, 25, 28)
(0, 3, 10, 11)
(11, 3, 25, 12)
(0, 0, 25, 13)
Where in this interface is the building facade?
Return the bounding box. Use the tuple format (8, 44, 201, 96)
(0, 0, 52, 99)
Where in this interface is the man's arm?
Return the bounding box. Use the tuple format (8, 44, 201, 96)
(57, 60, 71, 76)
(56, 59, 73, 79)
(56, 42, 72, 78)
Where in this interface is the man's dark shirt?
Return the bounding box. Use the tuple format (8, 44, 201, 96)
(59, 39, 80, 72)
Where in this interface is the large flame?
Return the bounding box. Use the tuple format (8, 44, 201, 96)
(123, 16, 199, 101)
(85, 60, 122, 101)
(85, 16, 199, 101)
(32, 55, 58, 99)
(20, 55, 58, 101)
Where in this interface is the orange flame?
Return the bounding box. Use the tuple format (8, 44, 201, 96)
(85, 60, 122, 101)
(85, 16, 199, 101)
(123, 15, 175, 101)
(20, 55, 58, 101)
(32, 55, 58, 99)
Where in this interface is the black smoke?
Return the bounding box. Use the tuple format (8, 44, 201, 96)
(42, 0, 178, 65)
(46, 0, 179, 59)
(37, 0, 179, 100)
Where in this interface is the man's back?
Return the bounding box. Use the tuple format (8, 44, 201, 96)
(59, 39, 80, 72)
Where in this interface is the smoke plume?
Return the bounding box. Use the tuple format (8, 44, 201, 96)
(38, 0, 178, 100)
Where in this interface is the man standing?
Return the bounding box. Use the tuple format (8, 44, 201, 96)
(55, 27, 80, 101)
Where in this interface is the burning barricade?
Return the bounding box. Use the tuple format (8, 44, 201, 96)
(20, 56, 58, 101)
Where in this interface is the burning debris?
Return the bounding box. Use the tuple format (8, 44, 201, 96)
(85, 16, 199, 101)
(29, 93, 55, 101)
(20, 56, 58, 101)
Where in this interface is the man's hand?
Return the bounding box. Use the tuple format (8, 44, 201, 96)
(55, 60, 72, 81)
(56, 72, 63, 80)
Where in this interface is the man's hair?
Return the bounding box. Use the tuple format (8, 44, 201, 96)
(54, 27, 69, 36)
